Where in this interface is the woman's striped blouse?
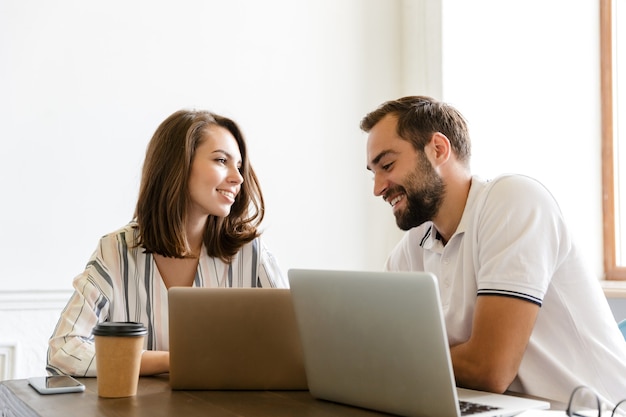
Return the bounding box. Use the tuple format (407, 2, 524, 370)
(46, 223, 287, 377)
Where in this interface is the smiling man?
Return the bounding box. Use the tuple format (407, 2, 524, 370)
(361, 96, 626, 405)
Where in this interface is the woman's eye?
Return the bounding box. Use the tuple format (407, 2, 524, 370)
(216, 158, 227, 164)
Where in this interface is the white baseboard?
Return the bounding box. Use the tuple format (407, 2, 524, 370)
(0, 290, 73, 381)
(0, 343, 17, 380)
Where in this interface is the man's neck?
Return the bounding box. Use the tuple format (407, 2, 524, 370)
(432, 175, 472, 245)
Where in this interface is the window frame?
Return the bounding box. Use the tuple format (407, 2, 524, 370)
(601, 0, 626, 279)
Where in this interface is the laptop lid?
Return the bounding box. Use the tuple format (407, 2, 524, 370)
(287, 269, 550, 417)
(168, 287, 308, 390)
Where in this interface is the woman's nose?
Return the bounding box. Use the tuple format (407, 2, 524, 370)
(229, 167, 244, 184)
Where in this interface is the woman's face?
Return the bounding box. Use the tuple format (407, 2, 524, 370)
(188, 125, 244, 220)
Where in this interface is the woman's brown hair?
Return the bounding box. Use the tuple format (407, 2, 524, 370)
(134, 110, 264, 262)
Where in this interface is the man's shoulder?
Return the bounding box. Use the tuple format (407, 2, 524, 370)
(481, 173, 548, 190)
(473, 174, 556, 204)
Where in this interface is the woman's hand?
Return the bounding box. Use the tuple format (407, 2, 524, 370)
(139, 350, 170, 375)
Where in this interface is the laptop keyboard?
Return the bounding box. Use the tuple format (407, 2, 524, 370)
(459, 400, 502, 416)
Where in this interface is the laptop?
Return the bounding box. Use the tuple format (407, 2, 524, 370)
(168, 287, 308, 390)
(287, 269, 551, 417)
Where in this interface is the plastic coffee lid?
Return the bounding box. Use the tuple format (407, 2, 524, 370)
(93, 322, 148, 337)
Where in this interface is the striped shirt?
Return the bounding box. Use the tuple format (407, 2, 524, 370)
(46, 223, 286, 377)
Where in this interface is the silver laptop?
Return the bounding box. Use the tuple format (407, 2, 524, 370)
(287, 269, 551, 417)
(168, 287, 308, 390)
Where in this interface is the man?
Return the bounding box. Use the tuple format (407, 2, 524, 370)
(361, 96, 626, 404)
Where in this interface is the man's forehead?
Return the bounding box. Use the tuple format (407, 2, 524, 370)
(366, 114, 405, 167)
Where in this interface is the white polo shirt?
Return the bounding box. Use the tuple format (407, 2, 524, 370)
(385, 174, 626, 405)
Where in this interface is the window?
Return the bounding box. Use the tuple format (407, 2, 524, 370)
(602, 0, 626, 279)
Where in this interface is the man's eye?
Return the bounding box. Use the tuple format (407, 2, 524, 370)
(382, 162, 393, 171)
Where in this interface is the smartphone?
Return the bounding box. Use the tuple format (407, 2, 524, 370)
(28, 375, 86, 395)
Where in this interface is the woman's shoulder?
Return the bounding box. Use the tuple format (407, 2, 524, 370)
(98, 221, 140, 247)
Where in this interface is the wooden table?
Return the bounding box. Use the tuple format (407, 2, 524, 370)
(0, 375, 391, 417)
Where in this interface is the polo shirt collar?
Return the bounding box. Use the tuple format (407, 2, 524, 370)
(420, 175, 487, 248)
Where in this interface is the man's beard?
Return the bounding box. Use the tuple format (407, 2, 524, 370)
(393, 160, 445, 231)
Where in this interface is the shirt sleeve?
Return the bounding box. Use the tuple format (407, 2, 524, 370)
(473, 175, 570, 305)
(47, 241, 114, 377)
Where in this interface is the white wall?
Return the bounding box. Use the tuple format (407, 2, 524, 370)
(0, 0, 604, 378)
(0, 0, 402, 295)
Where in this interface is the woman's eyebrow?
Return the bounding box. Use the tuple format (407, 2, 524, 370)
(211, 149, 242, 165)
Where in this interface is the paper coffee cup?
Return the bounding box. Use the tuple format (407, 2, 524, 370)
(93, 322, 147, 398)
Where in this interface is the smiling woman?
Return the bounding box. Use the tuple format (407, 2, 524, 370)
(134, 111, 263, 264)
(46, 109, 288, 378)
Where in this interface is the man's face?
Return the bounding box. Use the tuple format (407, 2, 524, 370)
(366, 114, 444, 230)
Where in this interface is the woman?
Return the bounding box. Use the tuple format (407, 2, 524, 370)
(47, 110, 286, 377)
